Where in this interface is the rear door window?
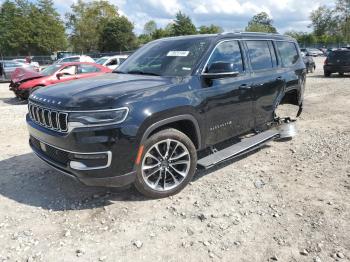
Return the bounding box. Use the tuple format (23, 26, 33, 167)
(207, 40, 244, 73)
(246, 40, 274, 70)
(276, 41, 300, 67)
(328, 51, 350, 61)
(78, 64, 101, 74)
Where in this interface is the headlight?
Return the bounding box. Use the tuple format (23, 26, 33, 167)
(68, 107, 129, 127)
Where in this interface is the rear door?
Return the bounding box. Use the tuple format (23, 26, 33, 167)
(329, 51, 350, 66)
(244, 40, 285, 127)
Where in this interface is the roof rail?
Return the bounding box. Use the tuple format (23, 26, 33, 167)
(219, 31, 287, 37)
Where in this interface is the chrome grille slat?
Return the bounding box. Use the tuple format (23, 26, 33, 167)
(28, 102, 68, 133)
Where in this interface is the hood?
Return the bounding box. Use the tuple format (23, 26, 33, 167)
(11, 68, 42, 83)
(30, 73, 182, 110)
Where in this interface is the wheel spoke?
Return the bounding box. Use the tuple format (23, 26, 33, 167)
(164, 139, 171, 159)
(155, 144, 164, 159)
(152, 170, 162, 189)
(170, 165, 187, 177)
(166, 169, 179, 185)
(169, 143, 179, 159)
(169, 151, 188, 161)
(145, 152, 160, 163)
(171, 159, 189, 166)
(143, 163, 159, 170)
(146, 167, 161, 179)
(163, 171, 167, 189)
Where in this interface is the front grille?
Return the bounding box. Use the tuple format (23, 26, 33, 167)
(30, 136, 70, 166)
(28, 102, 68, 132)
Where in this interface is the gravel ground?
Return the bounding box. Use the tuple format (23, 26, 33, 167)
(0, 57, 349, 262)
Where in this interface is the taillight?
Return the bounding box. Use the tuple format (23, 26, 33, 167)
(324, 58, 328, 65)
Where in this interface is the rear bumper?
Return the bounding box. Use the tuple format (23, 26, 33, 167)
(324, 65, 350, 73)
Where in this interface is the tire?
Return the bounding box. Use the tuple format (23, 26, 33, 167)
(324, 71, 331, 77)
(134, 128, 197, 198)
(339, 72, 344, 76)
(310, 65, 314, 73)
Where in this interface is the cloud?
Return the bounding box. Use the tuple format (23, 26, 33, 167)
(1, 0, 336, 34)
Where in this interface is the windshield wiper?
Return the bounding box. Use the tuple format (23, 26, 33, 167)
(127, 70, 160, 76)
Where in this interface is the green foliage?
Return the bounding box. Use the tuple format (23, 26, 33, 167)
(309, 1, 350, 44)
(99, 16, 136, 51)
(171, 11, 197, 36)
(143, 20, 157, 35)
(198, 24, 223, 34)
(66, 0, 119, 52)
(0, 0, 66, 55)
(245, 12, 277, 33)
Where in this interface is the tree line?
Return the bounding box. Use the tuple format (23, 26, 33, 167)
(0, 0, 348, 56)
(285, 0, 349, 47)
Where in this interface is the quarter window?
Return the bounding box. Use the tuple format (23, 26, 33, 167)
(207, 41, 244, 73)
(276, 41, 299, 66)
(246, 40, 274, 70)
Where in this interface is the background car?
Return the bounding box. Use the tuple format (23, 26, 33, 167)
(324, 49, 350, 77)
(0, 60, 37, 81)
(301, 53, 316, 73)
(13, 59, 40, 72)
(9, 62, 111, 99)
(301, 48, 324, 57)
(54, 55, 95, 64)
(95, 55, 128, 70)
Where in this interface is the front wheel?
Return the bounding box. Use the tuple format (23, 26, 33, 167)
(134, 128, 197, 198)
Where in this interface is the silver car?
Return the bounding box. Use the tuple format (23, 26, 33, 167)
(0, 60, 36, 81)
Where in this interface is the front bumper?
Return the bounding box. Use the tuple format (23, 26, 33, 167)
(27, 114, 139, 187)
(9, 81, 29, 98)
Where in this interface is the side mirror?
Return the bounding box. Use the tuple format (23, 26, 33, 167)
(202, 62, 239, 79)
(56, 72, 63, 79)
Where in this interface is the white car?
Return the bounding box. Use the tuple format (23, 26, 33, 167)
(95, 55, 128, 70)
(55, 55, 95, 64)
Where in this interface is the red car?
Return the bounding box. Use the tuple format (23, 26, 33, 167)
(9, 62, 112, 99)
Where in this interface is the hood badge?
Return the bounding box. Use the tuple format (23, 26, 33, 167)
(30, 94, 62, 105)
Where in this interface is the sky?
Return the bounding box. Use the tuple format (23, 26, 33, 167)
(1, 0, 336, 34)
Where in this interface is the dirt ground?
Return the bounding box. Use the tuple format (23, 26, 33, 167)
(0, 57, 349, 262)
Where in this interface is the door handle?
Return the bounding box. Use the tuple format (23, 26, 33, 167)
(239, 84, 251, 90)
(276, 76, 283, 81)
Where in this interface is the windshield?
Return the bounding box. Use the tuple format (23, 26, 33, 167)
(40, 64, 62, 76)
(116, 38, 211, 77)
(95, 58, 108, 65)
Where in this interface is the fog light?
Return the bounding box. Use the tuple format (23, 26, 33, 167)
(69, 152, 111, 170)
(70, 161, 88, 170)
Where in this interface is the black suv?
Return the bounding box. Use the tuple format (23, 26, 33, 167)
(27, 33, 305, 198)
(324, 49, 350, 77)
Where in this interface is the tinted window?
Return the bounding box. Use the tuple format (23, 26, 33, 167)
(207, 40, 244, 73)
(246, 41, 274, 70)
(78, 64, 100, 74)
(276, 41, 299, 66)
(328, 51, 350, 61)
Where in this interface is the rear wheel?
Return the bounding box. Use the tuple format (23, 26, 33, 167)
(134, 128, 197, 198)
(324, 71, 331, 77)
